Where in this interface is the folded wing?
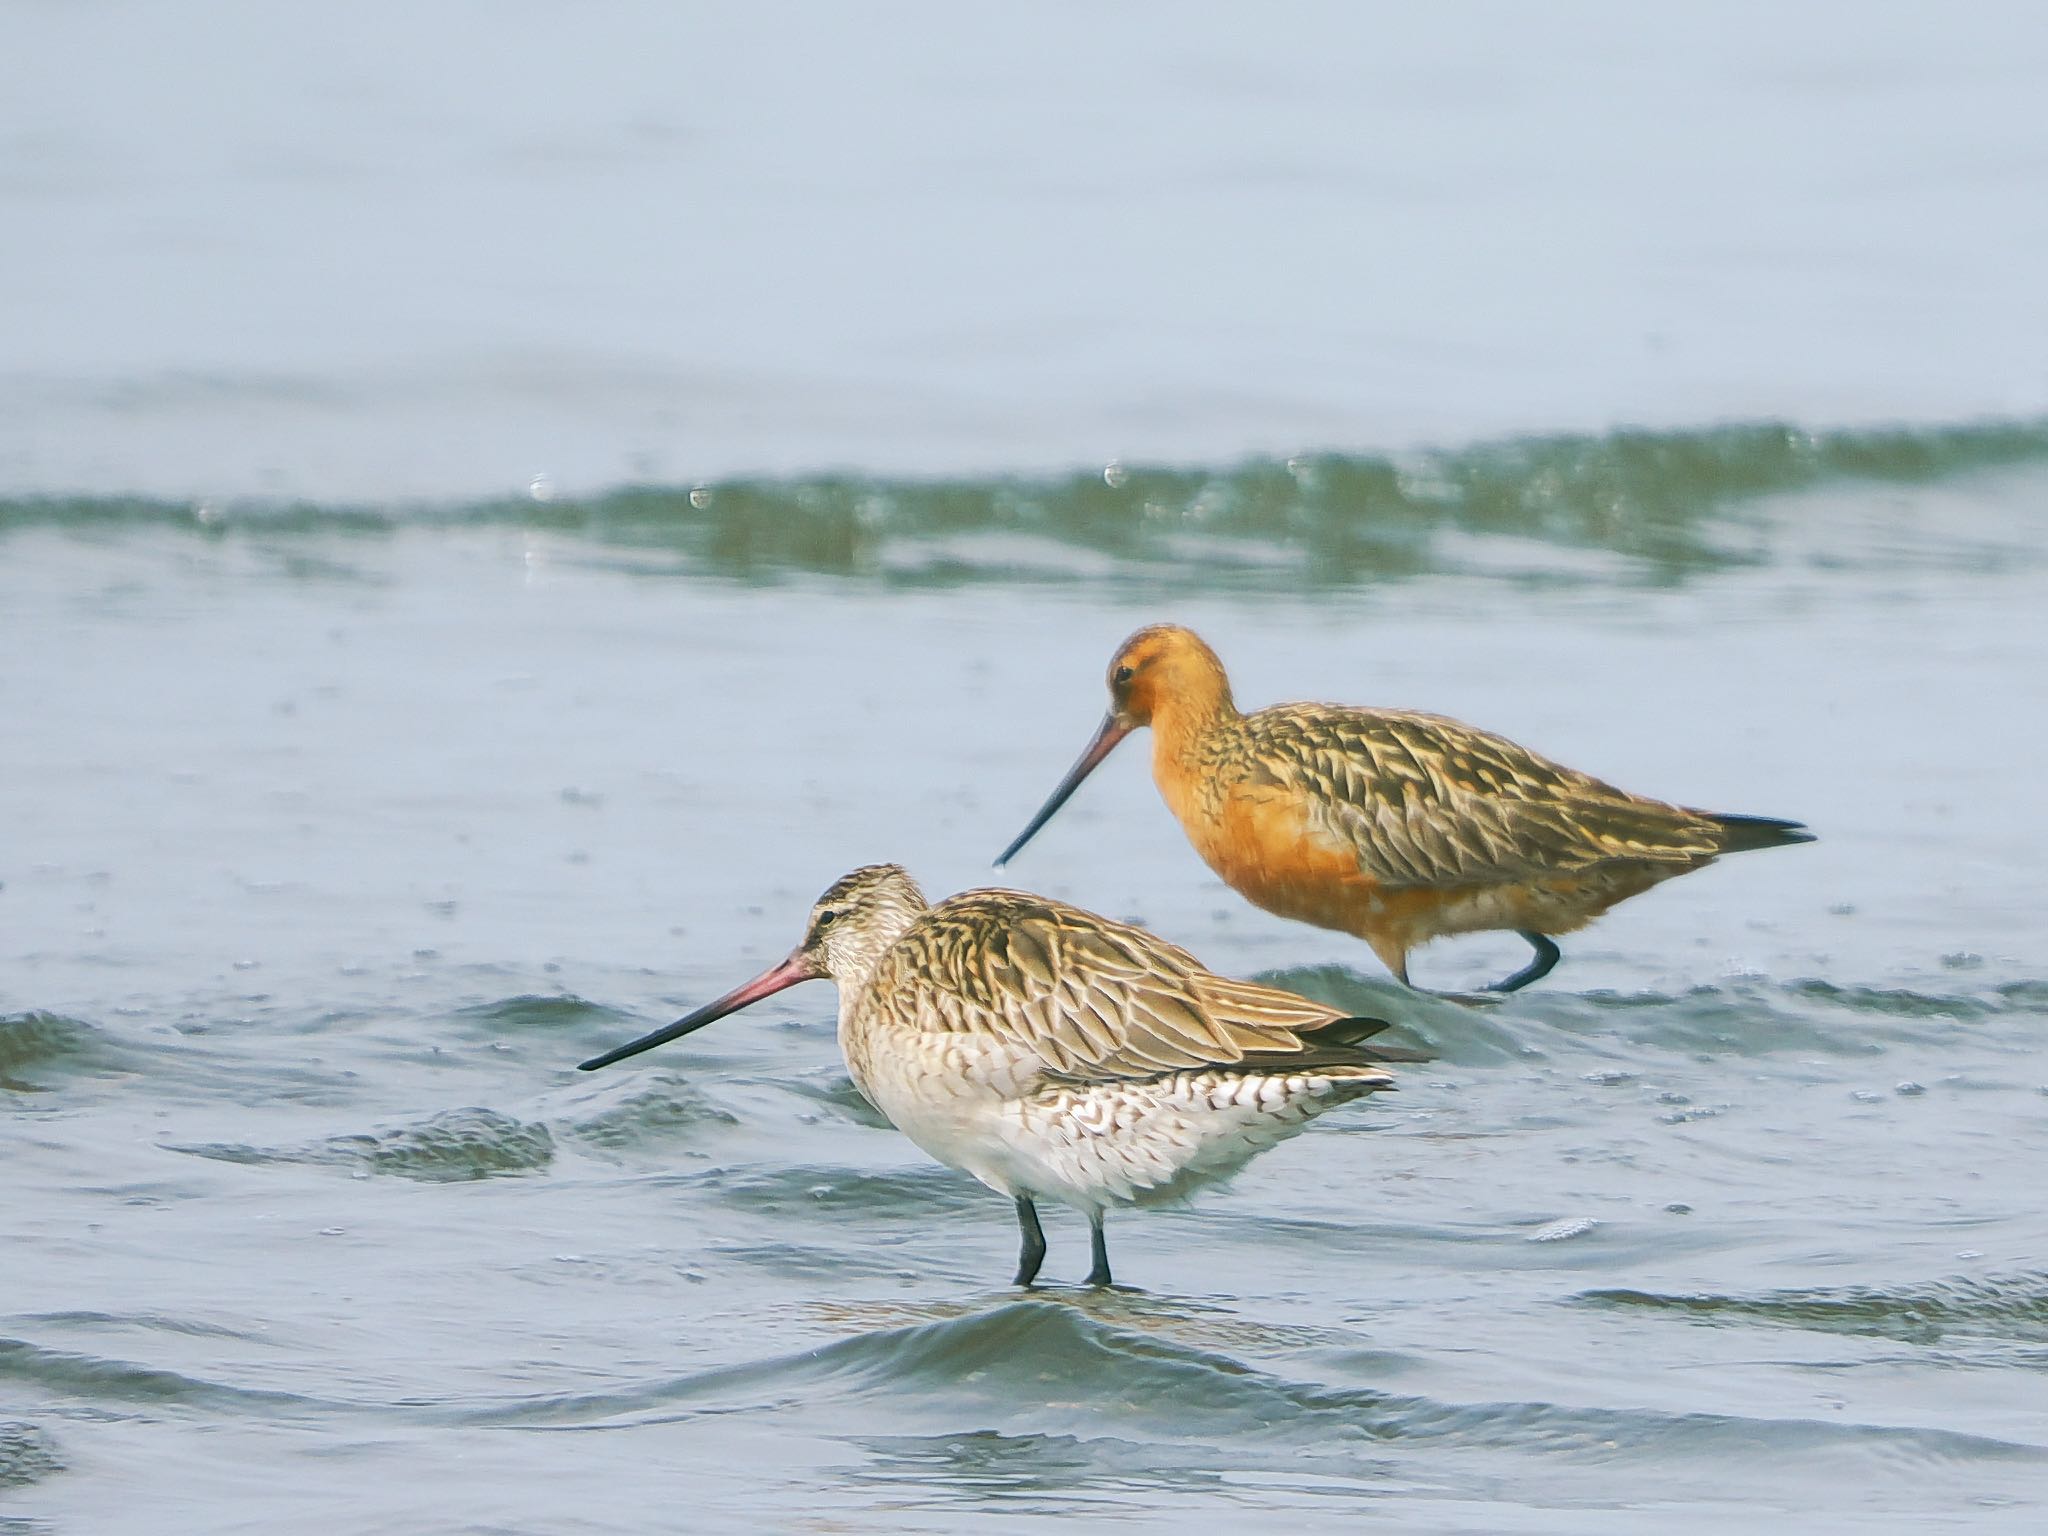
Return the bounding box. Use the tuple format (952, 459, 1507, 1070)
(885, 891, 1410, 1083)
(1256, 706, 1728, 889)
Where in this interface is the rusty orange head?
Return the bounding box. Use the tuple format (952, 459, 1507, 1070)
(1101, 624, 1231, 727)
(994, 625, 1233, 867)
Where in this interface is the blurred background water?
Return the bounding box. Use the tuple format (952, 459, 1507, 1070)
(6, 0, 2047, 499)
(4, 3, 2047, 1533)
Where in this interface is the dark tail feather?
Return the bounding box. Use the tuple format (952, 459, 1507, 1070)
(1708, 813, 1816, 853)
(1302, 1015, 1435, 1064)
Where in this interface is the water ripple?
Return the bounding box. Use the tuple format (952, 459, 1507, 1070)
(1260, 968, 2022, 1066)
(448, 994, 636, 1035)
(9, 1312, 278, 1346)
(168, 1106, 555, 1182)
(0, 1421, 63, 1489)
(561, 1077, 739, 1154)
(0, 1011, 134, 1088)
(452, 1298, 2048, 1488)
(678, 1163, 982, 1218)
(0, 1339, 335, 1417)
(1578, 1272, 2048, 1349)
(10, 417, 2045, 591)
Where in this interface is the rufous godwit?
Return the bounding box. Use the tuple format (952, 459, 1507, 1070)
(996, 624, 1813, 995)
(578, 864, 1416, 1287)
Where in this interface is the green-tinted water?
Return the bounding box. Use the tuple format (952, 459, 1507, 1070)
(10, 417, 2048, 591)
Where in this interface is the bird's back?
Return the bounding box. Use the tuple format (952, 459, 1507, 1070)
(1224, 702, 1783, 887)
(856, 886, 1408, 1079)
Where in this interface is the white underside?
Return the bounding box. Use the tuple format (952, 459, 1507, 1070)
(847, 1029, 1384, 1215)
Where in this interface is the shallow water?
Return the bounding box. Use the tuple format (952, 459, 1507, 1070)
(7, 4, 2048, 1531)
(6, 424, 2048, 1532)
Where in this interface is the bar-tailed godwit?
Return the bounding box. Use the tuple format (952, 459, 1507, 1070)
(579, 864, 1415, 1287)
(996, 624, 1813, 995)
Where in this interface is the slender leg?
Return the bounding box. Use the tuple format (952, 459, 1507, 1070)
(1366, 934, 1411, 990)
(1489, 931, 1561, 993)
(1013, 1196, 1047, 1287)
(1084, 1211, 1113, 1288)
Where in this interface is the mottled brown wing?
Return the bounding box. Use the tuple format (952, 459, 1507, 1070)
(1253, 706, 1725, 888)
(884, 890, 1373, 1082)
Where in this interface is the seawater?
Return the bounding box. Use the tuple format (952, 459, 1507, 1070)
(7, 0, 2048, 1527)
(5, 422, 2047, 1533)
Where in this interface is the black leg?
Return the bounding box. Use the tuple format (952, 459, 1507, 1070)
(1490, 931, 1561, 993)
(1013, 1196, 1047, 1287)
(1083, 1211, 1112, 1288)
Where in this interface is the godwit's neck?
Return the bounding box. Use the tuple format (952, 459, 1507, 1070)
(824, 901, 924, 1003)
(1148, 671, 1237, 767)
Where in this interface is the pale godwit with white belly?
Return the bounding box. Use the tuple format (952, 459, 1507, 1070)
(997, 624, 1813, 996)
(578, 864, 1416, 1287)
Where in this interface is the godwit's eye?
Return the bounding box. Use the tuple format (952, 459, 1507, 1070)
(1113, 665, 1134, 685)
(815, 909, 840, 929)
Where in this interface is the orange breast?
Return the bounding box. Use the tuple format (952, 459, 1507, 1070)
(1164, 766, 1533, 945)
(1177, 777, 1385, 932)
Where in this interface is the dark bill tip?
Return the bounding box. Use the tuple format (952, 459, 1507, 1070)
(577, 952, 817, 1071)
(993, 712, 1133, 868)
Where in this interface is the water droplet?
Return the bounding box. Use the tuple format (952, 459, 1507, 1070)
(1664, 1202, 1693, 1215)
(1850, 1089, 1886, 1103)
(528, 473, 555, 502)
(1895, 1080, 1926, 1096)
(689, 485, 712, 509)
(1102, 461, 1128, 489)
